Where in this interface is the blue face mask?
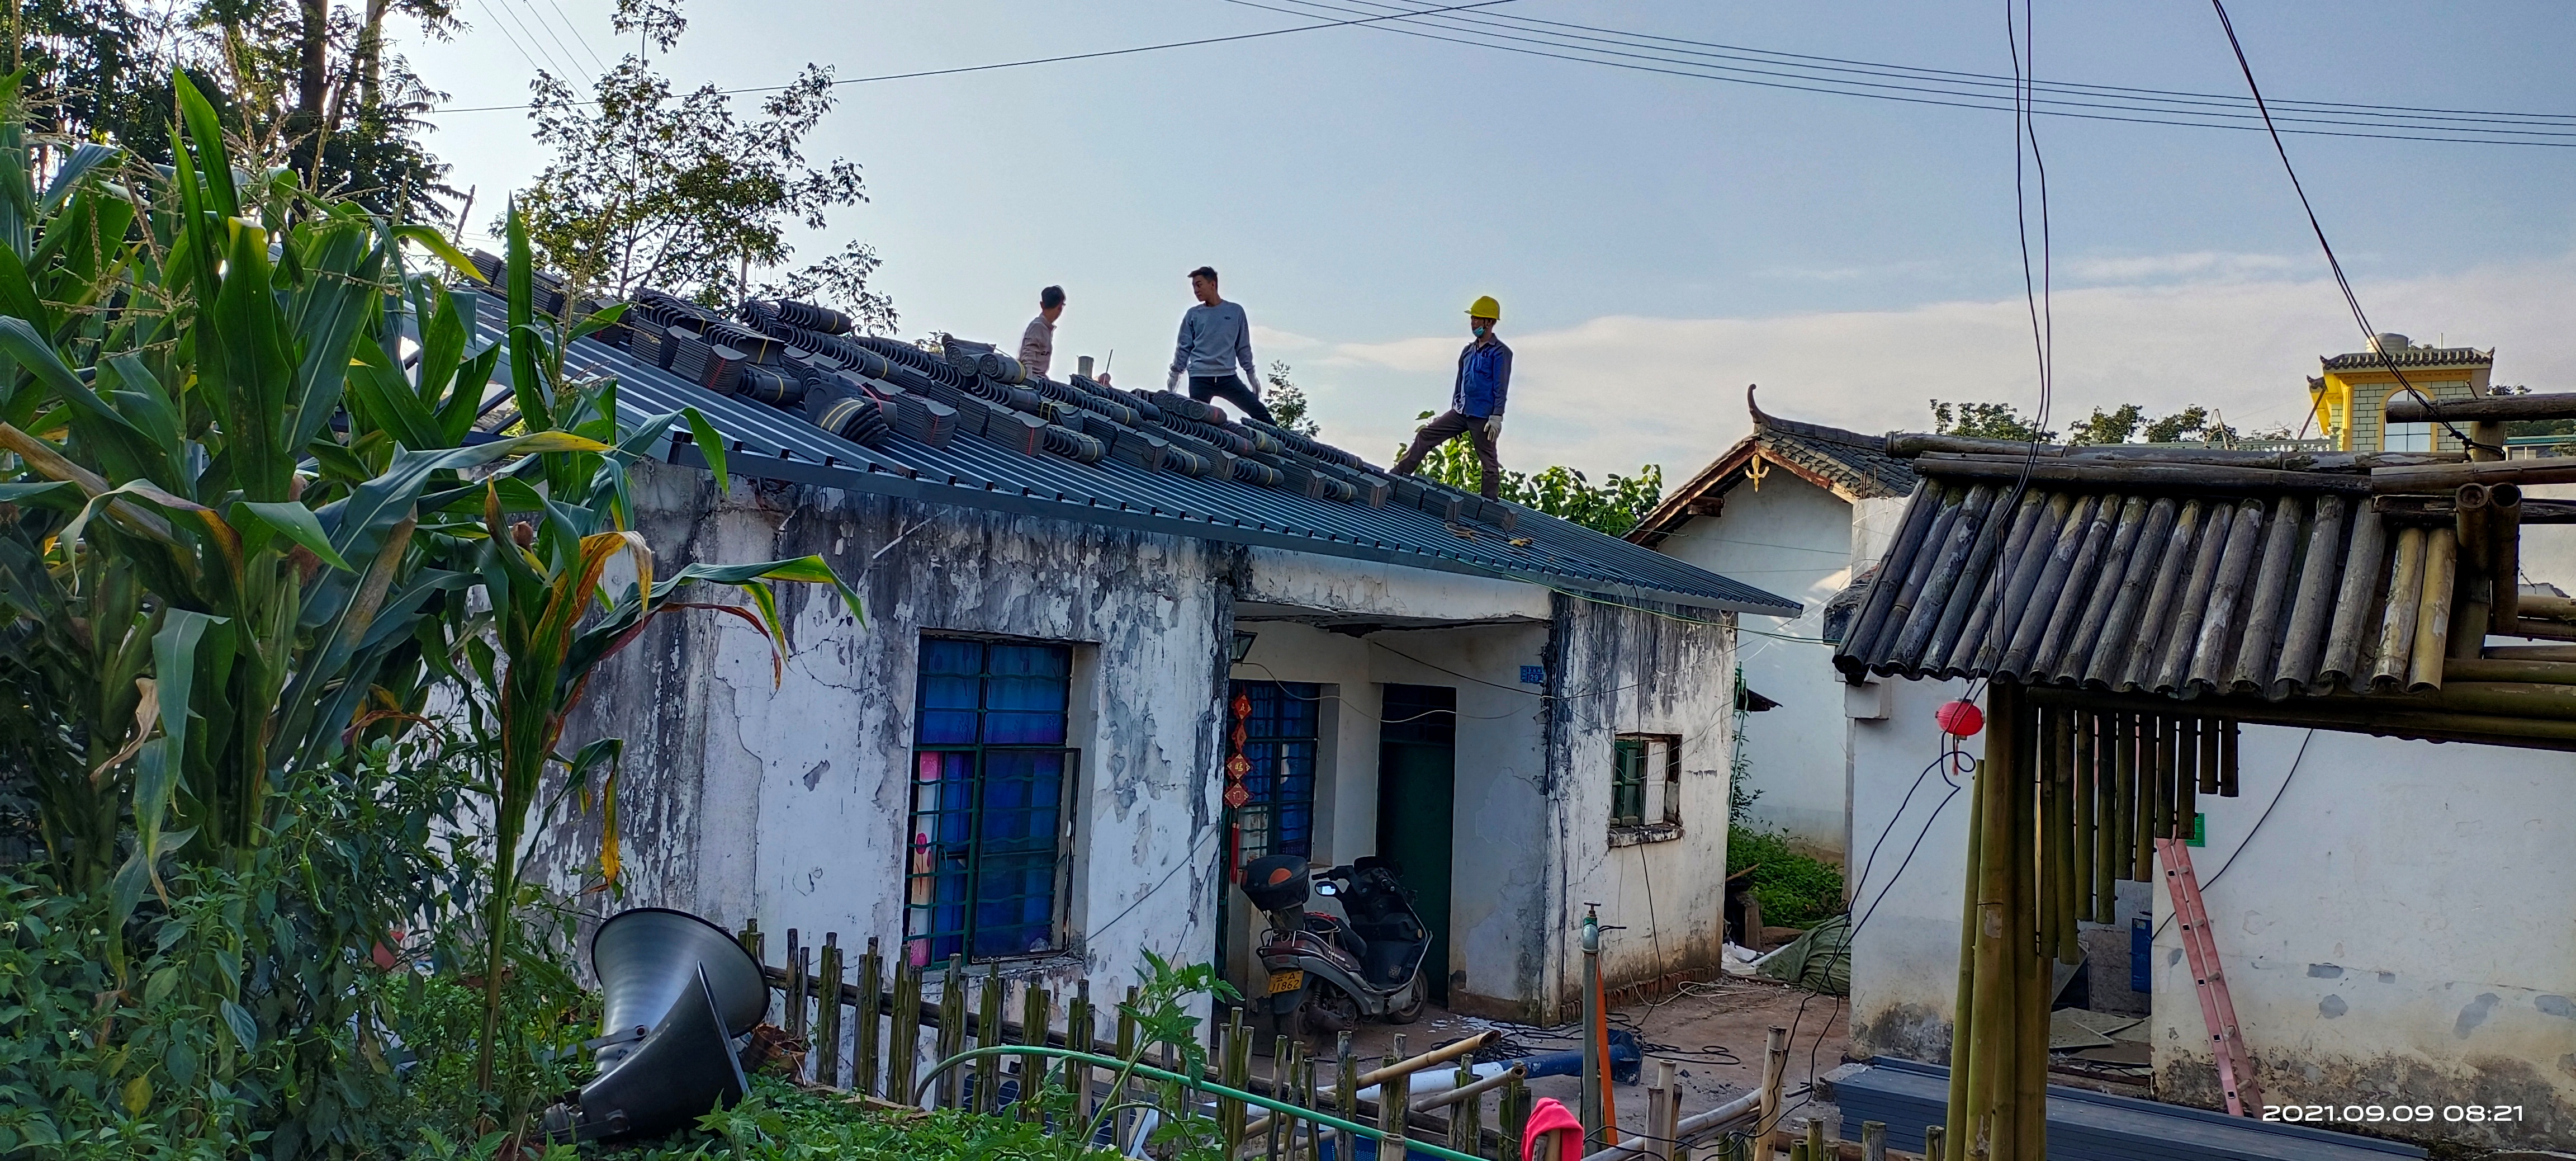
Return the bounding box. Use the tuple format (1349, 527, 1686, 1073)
(1472, 325, 1489, 338)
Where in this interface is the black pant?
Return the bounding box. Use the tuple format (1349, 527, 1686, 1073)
(1187, 374, 1275, 425)
(1390, 408, 1503, 499)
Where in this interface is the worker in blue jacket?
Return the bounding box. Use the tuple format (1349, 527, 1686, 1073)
(1392, 295, 1512, 499)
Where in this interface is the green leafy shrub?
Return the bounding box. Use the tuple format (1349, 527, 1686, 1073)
(1726, 825, 1846, 931)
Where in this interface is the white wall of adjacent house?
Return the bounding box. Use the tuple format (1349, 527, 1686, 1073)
(2146, 726, 2576, 1148)
(1841, 672, 2576, 1149)
(1651, 473, 1858, 862)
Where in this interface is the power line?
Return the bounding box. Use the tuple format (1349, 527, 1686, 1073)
(536, 0, 612, 74)
(2205, 0, 2497, 454)
(506, 0, 598, 78)
(466, 0, 549, 76)
(422, 0, 1523, 115)
(1401, 1, 2576, 129)
(1223, 0, 2576, 147)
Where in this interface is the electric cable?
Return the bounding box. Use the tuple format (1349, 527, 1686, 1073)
(2149, 726, 2310, 942)
(424, 0, 1523, 114)
(1389, 0, 2576, 129)
(2206, 0, 2500, 455)
(1225, 0, 2576, 147)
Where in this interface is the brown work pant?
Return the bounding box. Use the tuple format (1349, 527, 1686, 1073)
(1391, 409, 1502, 499)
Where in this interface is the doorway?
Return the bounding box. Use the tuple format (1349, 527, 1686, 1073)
(1376, 683, 1456, 1004)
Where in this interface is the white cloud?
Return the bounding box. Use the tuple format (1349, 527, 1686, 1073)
(1282, 249, 2576, 481)
(2061, 251, 2302, 283)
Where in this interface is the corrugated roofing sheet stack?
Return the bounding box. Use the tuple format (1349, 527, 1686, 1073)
(1835, 455, 2456, 700)
(458, 272, 1798, 616)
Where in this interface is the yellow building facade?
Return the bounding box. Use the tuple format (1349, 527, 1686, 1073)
(2306, 333, 2493, 452)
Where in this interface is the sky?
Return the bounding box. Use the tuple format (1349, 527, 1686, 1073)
(408, 1, 2576, 480)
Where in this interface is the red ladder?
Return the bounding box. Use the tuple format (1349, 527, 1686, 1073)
(2157, 837, 2262, 1116)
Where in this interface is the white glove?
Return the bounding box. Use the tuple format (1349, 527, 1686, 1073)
(1483, 415, 1504, 440)
(1167, 369, 1182, 391)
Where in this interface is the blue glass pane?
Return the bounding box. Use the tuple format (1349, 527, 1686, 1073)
(922, 639, 985, 675)
(920, 709, 979, 745)
(988, 645, 1070, 678)
(921, 673, 982, 710)
(987, 673, 1066, 711)
(984, 711, 1067, 745)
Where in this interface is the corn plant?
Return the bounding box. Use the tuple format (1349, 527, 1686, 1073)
(0, 66, 863, 1146)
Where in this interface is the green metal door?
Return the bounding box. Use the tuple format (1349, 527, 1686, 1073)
(1377, 683, 1456, 1004)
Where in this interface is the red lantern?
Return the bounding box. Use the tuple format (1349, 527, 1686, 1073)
(1935, 699, 1985, 738)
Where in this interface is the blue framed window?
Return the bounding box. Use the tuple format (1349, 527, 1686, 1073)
(906, 638, 1076, 964)
(1232, 681, 1319, 866)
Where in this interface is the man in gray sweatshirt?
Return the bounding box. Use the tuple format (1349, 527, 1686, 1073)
(1166, 266, 1274, 424)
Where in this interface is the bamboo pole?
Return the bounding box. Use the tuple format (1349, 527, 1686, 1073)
(1843, 479, 1944, 668)
(2274, 494, 2351, 696)
(2319, 507, 2390, 688)
(2053, 709, 2080, 965)
(1964, 748, 2012, 1159)
(2220, 720, 2240, 799)
(2176, 720, 2198, 843)
(2373, 526, 2430, 690)
(2036, 707, 2061, 970)
(2110, 713, 2135, 882)
(1384, 1036, 1413, 1161)
(1760, 1026, 1790, 1159)
(2409, 527, 2460, 692)
(933, 957, 967, 1108)
(2229, 495, 2307, 692)
(1648, 1059, 1679, 1161)
(889, 962, 923, 1109)
(2492, 484, 2523, 633)
(1945, 749, 1986, 1161)
(2133, 716, 2157, 881)
(2054, 496, 2153, 676)
(786, 930, 808, 1041)
(1502, 1072, 1529, 1161)
(2011, 693, 2046, 1161)
(2074, 711, 2097, 924)
(815, 934, 844, 1087)
(975, 973, 1006, 1113)
(2198, 716, 2220, 796)
(2452, 485, 2494, 660)
(1115, 987, 1142, 1151)
(1337, 1031, 1358, 1161)
(2083, 498, 2181, 687)
(857, 938, 884, 1098)
(1020, 984, 1053, 1121)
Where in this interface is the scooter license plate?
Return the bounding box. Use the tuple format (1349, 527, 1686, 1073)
(1267, 969, 1304, 994)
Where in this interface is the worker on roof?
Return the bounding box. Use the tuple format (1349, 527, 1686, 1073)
(1167, 266, 1275, 424)
(1391, 295, 1512, 500)
(1020, 285, 1064, 379)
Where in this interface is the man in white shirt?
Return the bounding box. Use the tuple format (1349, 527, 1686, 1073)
(1019, 285, 1064, 379)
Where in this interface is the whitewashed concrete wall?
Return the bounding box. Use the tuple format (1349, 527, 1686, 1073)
(1652, 476, 1858, 861)
(1844, 676, 1980, 1064)
(2147, 727, 2576, 1150)
(539, 461, 1229, 1003)
(1843, 679, 2576, 1150)
(1544, 596, 1739, 1022)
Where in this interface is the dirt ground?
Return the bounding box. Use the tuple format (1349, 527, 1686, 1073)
(1334, 976, 1852, 1141)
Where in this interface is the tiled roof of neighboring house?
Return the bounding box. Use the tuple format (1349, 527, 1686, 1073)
(1629, 386, 1917, 544)
(1830, 434, 2576, 749)
(463, 273, 1799, 617)
(2321, 346, 2492, 371)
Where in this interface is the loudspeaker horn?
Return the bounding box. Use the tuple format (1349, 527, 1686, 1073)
(538, 907, 768, 1143)
(590, 907, 767, 1069)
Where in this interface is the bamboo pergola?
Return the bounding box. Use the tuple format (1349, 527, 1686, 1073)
(1831, 411, 2576, 1160)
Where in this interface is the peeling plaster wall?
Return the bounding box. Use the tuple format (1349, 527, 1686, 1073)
(536, 460, 1229, 1002)
(1239, 547, 1553, 622)
(1542, 595, 1738, 1023)
(2148, 725, 2576, 1151)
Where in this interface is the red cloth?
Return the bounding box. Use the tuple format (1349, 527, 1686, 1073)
(1522, 1096, 1582, 1161)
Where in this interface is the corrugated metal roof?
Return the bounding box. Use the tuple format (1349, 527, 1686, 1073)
(1835, 473, 2434, 700)
(470, 298, 1799, 617)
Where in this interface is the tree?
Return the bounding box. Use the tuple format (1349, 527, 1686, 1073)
(516, 1, 892, 323)
(2064, 403, 2143, 446)
(10, 0, 460, 217)
(1400, 414, 1664, 536)
(1263, 360, 1321, 437)
(1929, 399, 2054, 442)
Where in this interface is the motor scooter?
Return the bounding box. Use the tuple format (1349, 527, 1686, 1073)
(1240, 855, 1429, 1042)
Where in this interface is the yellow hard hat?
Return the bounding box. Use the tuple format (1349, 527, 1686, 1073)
(1465, 295, 1501, 321)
